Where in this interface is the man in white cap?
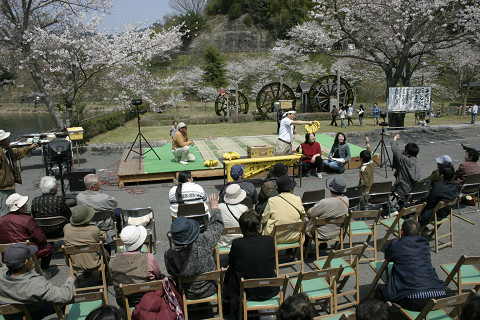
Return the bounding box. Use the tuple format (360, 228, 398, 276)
(0, 130, 38, 216)
(422, 154, 452, 188)
(275, 109, 312, 156)
(172, 122, 195, 165)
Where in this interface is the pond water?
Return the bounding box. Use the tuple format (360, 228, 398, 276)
(0, 113, 57, 140)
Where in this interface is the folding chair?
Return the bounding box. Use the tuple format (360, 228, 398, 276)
(313, 243, 367, 310)
(240, 275, 288, 319)
(290, 267, 344, 314)
(364, 181, 392, 212)
(399, 290, 474, 320)
(347, 209, 382, 262)
(441, 255, 480, 295)
(403, 180, 431, 206)
(457, 173, 480, 214)
(271, 221, 307, 275)
(364, 259, 392, 299)
(305, 216, 348, 261)
(377, 203, 426, 252)
(0, 303, 32, 320)
(63, 289, 106, 320)
(215, 226, 242, 269)
(302, 189, 326, 212)
(344, 185, 364, 210)
(178, 269, 224, 320)
(119, 279, 166, 320)
(0, 241, 43, 276)
(33, 216, 68, 243)
(113, 233, 153, 253)
(121, 207, 157, 253)
(62, 243, 111, 304)
(177, 203, 209, 232)
(421, 197, 458, 253)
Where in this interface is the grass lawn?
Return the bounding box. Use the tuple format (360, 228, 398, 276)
(88, 113, 471, 144)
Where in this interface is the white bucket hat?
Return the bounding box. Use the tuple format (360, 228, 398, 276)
(120, 225, 148, 252)
(224, 184, 246, 205)
(0, 130, 11, 141)
(6, 193, 29, 212)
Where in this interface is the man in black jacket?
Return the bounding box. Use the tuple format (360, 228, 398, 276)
(418, 162, 458, 226)
(375, 219, 446, 311)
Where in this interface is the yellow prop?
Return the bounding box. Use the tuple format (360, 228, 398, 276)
(305, 120, 320, 134)
(204, 160, 219, 167)
(222, 151, 241, 160)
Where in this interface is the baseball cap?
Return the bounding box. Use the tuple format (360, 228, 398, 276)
(435, 155, 452, 164)
(4, 243, 38, 268)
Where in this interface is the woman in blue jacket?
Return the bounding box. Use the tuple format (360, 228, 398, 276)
(323, 132, 351, 173)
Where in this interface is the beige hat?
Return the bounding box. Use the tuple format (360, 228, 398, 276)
(6, 193, 28, 212)
(224, 184, 246, 205)
(0, 130, 10, 141)
(120, 226, 148, 252)
(177, 122, 187, 129)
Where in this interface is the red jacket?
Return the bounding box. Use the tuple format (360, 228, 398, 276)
(455, 161, 480, 185)
(298, 142, 322, 163)
(0, 212, 52, 259)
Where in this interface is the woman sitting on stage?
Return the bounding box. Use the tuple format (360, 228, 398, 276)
(323, 132, 351, 174)
(168, 170, 209, 219)
(297, 133, 323, 179)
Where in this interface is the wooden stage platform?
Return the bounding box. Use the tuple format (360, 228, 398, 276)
(117, 135, 378, 187)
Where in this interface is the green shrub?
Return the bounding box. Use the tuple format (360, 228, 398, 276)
(82, 110, 136, 142)
(228, 3, 243, 20)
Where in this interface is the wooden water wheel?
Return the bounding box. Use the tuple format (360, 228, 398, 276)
(214, 89, 249, 117)
(308, 75, 354, 112)
(255, 82, 296, 117)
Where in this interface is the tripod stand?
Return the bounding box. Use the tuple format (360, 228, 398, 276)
(373, 124, 392, 178)
(124, 104, 161, 169)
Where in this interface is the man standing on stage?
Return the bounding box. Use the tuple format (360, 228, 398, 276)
(0, 130, 37, 216)
(275, 109, 312, 156)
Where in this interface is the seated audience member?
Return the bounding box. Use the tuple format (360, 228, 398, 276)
(391, 134, 421, 205)
(359, 136, 374, 193)
(356, 299, 391, 320)
(164, 194, 224, 299)
(422, 155, 453, 187)
(276, 293, 314, 320)
(297, 133, 323, 178)
(223, 210, 280, 319)
(0, 193, 53, 270)
(31, 176, 71, 238)
(218, 184, 248, 248)
(375, 219, 446, 311)
(323, 132, 351, 174)
(168, 170, 209, 219)
(256, 162, 288, 215)
(461, 294, 480, 320)
(417, 162, 458, 226)
(63, 206, 108, 272)
(219, 165, 258, 204)
(86, 305, 123, 320)
(307, 176, 349, 245)
(262, 175, 305, 243)
(455, 145, 480, 185)
(77, 173, 121, 237)
(0, 243, 75, 320)
(111, 225, 162, 307)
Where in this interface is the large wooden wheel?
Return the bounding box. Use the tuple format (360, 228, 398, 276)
(308, 75, 354, 112)
(214, 89, 249, 117)
(256, 82, 296, 117)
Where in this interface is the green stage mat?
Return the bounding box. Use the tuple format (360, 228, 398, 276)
(143, 144, 212, 173)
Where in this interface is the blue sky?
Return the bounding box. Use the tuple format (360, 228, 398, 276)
(98, 0, 174, 30)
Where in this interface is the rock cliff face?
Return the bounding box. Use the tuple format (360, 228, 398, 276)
(187, 16, 274, 53)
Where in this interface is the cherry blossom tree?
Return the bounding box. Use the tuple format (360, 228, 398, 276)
(286, 0, 480, 97)
(0, 0, 182, 129)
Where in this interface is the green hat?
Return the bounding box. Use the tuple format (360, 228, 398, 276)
(71, 206, 95, 226)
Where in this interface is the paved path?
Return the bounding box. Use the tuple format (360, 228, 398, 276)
(15, 123, 480, 319)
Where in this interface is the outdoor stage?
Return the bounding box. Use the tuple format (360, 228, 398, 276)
(117, 134, 378, 187)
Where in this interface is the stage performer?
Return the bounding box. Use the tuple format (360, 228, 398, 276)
(0, 130, 37, 216)
(275, 109, 312, 156)
(296, 133, 322, 178)
(172, 122, 195, 165)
